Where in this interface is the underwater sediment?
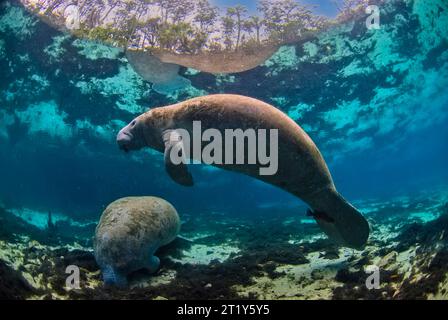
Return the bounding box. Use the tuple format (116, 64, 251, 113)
(1, 191, 448, 299)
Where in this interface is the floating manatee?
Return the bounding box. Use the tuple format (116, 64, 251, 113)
(116, 94, 370, 249)
(94, 196, 180, 287)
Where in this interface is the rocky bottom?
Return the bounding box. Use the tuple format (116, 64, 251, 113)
(1, 190, 448, 300)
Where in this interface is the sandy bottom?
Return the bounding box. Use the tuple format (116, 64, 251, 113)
(1, 189, 448, 300)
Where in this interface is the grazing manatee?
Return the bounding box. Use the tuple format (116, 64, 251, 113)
(94, 196, 180, 287)
(116, 94, 370, 249)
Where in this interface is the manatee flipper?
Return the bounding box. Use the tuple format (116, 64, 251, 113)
(102, 265, 128, 287)
(147, 256, 160, 273)
(309, 193, 370, 250)
(163, 130, 194, 186)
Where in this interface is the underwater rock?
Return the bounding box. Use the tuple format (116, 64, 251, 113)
(395, 249, 448, 300)
(378, 251, 399, 272)
(333, 267, 396, 300)
(318, 248, 340, 260)
(394, 204, 448, 250)
(54, 248, 98, 273)
(94, 196, 180, 287)
(0, 259, 35, 299)
(389, 205, 448, 299)
(311, 269, 326, 281)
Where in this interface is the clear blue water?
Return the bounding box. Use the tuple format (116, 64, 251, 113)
(0, 0, 447, 299)
(1, 0, 446, 221)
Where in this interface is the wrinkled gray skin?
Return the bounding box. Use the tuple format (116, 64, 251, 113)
(117, 94, 370, 249)
(94, 196, 180, 287)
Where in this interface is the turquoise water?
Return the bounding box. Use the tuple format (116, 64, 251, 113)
(0, 0, 447, 299)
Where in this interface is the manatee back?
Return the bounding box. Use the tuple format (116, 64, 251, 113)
(164, 94, 335, 199)
(94, 196, 180, 273)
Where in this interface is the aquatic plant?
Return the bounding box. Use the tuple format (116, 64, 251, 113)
(0, 260, 36, 299)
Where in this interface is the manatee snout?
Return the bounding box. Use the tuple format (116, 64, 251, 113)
(117, 129, 132, 152)
(117, 118, 142, 152)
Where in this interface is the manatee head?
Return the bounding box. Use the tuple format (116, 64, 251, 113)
(117, 109, 167, 153)
(116, 114, 147, 152)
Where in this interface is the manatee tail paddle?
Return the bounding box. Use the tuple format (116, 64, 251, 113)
(308, 192, 370, 250)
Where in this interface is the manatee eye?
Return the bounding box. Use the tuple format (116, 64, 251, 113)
(130, 120, 136, 127)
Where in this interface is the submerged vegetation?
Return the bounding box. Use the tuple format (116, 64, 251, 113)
(20, 0, 370, 54)
(2, 195, 448, 300)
